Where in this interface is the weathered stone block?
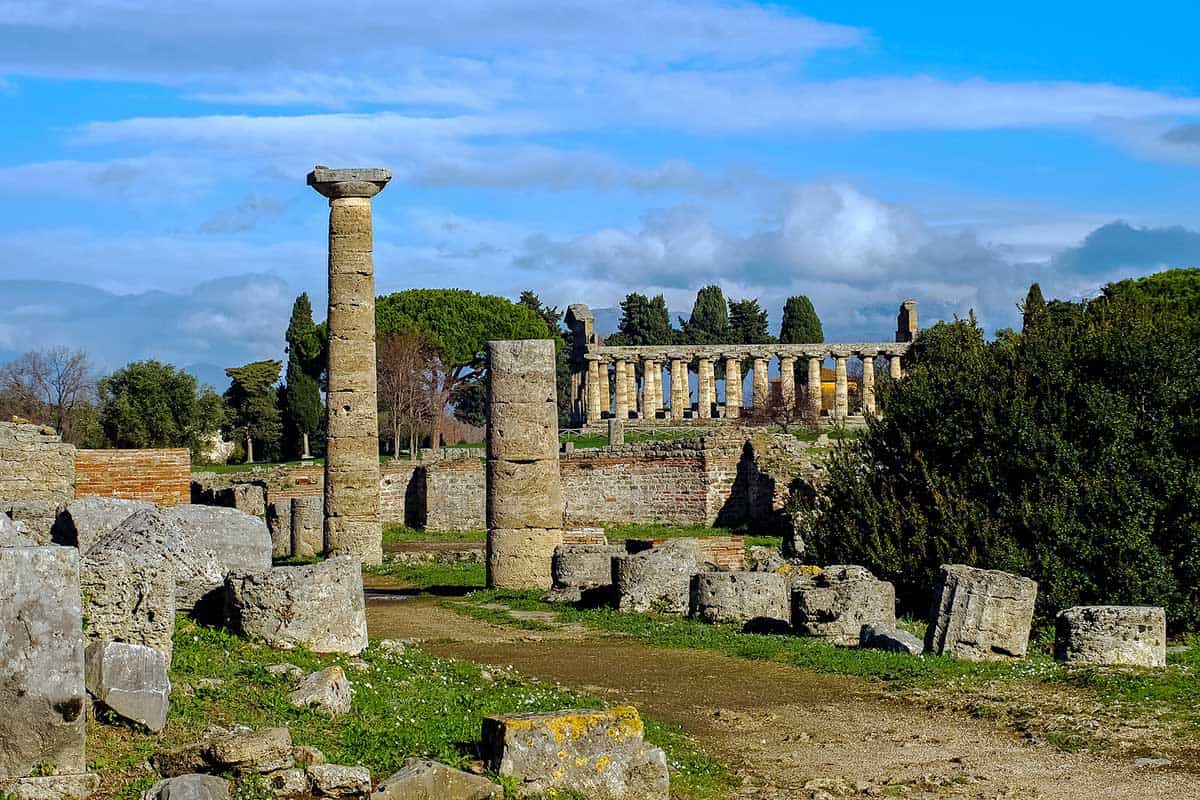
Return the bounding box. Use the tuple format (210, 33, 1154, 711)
(481, 707, 668, 800)
(306, 765, 370, 797)
(486, 340, 557, 404)
(225, 557, 368, 655)
(162, 505, 272, 577)
(208, 727, 294, 774)
(487, 401, 558, 461)
(485, 459, 562, 530)
(1055, 606, 1166, 668)
(264, 768, 308, 797)
(551, 544, 624, 589)
(691, 571, 789, 627)
(143, 774, 230, 800)
(80, 550, 175, 663)
(266, 501, 293, 559)
(0, 546, 87, 778)
(486, 528, 562, 590)
(0, 774, 100, 800)
(51, 497, 155, 550)
(289, 667, 351, 716)
(791, 565, 895, 646)
(84, 641, 171, 732)
(290, 497, 323, 558)
(0, 512, 35, 547)
(925, 564, 1037, 661)
(859, 624, 924, 656)
(614, 539, 704, 615)
(371, 759, 501, 800)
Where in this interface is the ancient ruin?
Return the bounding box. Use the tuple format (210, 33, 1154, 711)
(307, 166, 392, 567)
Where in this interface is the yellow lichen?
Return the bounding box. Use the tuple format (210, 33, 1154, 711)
(595, 756, 612, 772)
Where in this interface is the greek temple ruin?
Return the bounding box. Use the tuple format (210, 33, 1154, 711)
(566, 299, 918, 427)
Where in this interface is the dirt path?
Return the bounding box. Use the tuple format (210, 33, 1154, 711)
(367, 593, 1197, 799)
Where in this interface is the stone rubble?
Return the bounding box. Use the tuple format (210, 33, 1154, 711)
(306, 764, 371, 797)
(289, 667, 352, 716)
(84, 641, 171, 733)
(1055, 605, 1166, 667)
(143, 775, 230, 800)
(613, 538, 708, 615)
(690, 571, 790, 628)
(925, 564, 1037, 660)
(859, 624, 925, 656)
(207, 727, 295, 774)
(50, 497, 154, 551)
(791, 565, 896, 646)
(371, 759, 502, 800)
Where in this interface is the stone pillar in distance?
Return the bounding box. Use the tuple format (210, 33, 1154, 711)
(670, 357, 688, 419)
(889, 353, 903, 379)
(807, 354, 823, 421)
(833, 351, 849, 422)
(613, 358, 629, 420)
(779, 355, 796, 412)
(751, 356, 769, 410)
(723, 356, 741, 418)
(625, 361, 638, 418)
(696, 358, 714, 419)
(585, 356, 602, 424)
(486, 340, 563, 589)
(860, 350, 877, 415)
(307, 166, 390, 566)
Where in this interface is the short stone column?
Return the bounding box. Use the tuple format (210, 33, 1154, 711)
(889, 353, 903, 379)
(860, 350, 877, 415)
(613, 358, 629, 420)
(486, 340, 563, 590)
(307, 166, 390, 566)
(585, 356, 602, 424)
(806, 355, 823, 420)
(723, 356, 741, 418)
(779, 356, 796, 411)
(833, 351, 849, 422)
(670, 357, 688, 419)
(696, 358, 714, 418)
(751, 356, 769, 409)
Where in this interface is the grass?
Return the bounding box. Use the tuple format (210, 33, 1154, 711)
(366, 560, 487, 590)
(87, 618, 733, 800)
(560, 428, 709, 449)
(382, 525, 487, 544)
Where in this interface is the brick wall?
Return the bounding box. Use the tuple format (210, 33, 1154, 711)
(75, 448, 191, 506)
(0, 421, 75, 539)
(561, 440, 710, 527)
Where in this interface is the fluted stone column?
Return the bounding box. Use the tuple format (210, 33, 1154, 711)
(860, 350, 877, 415)
(307, 166, 390, 566)
(889, 354, 903, 380)
(613, 358, 629, 420)
(697, 358, 714, 419)
(486, 340, 563, 589)
(723, 356, 741, 418)
(779, 356, 796, 411)
(585, 356, 602, 424)
(625, 360, 638, 418)
(833, 352, 849, 422)
(645, 359, 661, 418)
(807, 355, 823, 421)
(670, 357, 688, 419)
(752, 356, 769, 410)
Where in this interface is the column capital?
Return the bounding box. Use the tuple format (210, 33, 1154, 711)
(858, 348, 880, 358)
(307, 166, 392, 199)
(830, 349, 851, 359)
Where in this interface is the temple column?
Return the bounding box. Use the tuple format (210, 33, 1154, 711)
(751, 356, 769, 409)
(613, 358, 629, 420)
(779, 355, 796, 412)
(625, 360, 638, 418)
(833, 351, 849, 422)
(670, 357, 688, 419)
(307, 165, 391, 566)
(807, 355, 823, 420)
(585, 356, 602, 424)
(638, 358, 651, 418)
(723, 355, 741, 418)
(889, 353, 903, 380)
(697, 358, 714, 419)
(860, 350, 877, 415)
(646, 359, 661, 417)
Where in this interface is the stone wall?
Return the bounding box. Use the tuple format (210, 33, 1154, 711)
(75, 449, 191, 506)
(0, 421, 75, 539)
(424, 459, 485, 531)
(561, 440, 709, 527)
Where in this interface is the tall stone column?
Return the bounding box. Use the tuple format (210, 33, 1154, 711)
(779, 356, 796, 411)
(585, 356, 602, 424)
(307, 166, 390, 566)
(807, 354, 823, 421)
(860, 350, 877, 415)
(613, 359, 629, 420)
(625, 360, 638, 418)
(486, 340, 563, 589)
(889, 353, 903, 379)
(752, 356, 769, 409)
(833, 352, 849, 422)
(697, 358, 714, 419)
(644, 359, 660, 418)
(670, 357, 688, 419)
(723, 356, 741, 418)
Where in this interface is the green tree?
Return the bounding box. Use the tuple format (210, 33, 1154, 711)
(283, 293, 324, 459)
(679, 285, 732, 344)
(224, 360, 283, 463)
(610, 293, 675, 346)
(517, 290, 573, 426)
(97, 360, 226, 457)
(376, 289, 551, 443)
(1021, 283, 1048, 333)
(728, 298, 773, 344)
(779, 295, 824, 343)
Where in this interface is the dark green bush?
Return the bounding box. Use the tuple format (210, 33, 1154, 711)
(805, 275, 1200, 631)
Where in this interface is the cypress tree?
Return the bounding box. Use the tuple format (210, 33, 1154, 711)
(283, 293, 324, 459)
(779, 295, 824, 343)
(680, 285, 732, 344)
(1022, 283, 1049, 333)
(728, 298, 773, 344)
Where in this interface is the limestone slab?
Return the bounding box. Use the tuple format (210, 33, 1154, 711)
(791, 565, 896, 646)
(80, 550, 175, 663)
(1055, 605, 1166, 667)
(925, 564, 1037, 661)
(84, 641, 171, 732)
(50, 497, 155, 550)
(162, 505, 272, 576)
(371, 759, 501, 800)
(691, 571, 789, 627)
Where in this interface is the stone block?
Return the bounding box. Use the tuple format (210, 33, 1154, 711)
(162, 505, 272, 576)
(487, 401, 558, 461)
(1055, 606, 1166, 667)
(264, 769, 308, 797)
(84, 641, 171, 733)
(51, 497, 155, 550)
(614, 539, 704, 615)
(0, 512, 35, 547)
(925, 564, 1037, 660)
(551, 544, 624, 589)
(143, 775, 230, 800)
(791, 565, 896, 646)
(486, 528, 562, 590)
(485, 459, 562, 530)
(0, 546, 87, 778)
(371, 759, 501, 800)
(80, 550, 176, 664)
(481, 707, 668, 800)
(486, 340, 557, 404)
(289, 667, 351, 716)
(88, 508, 224, 616)
(306, 765, 370, 797)
(266, 501, 293, 559)
(0, 774, 100, 800)
(690, 571, 789, 627)
(859, 624, 924, 656)
(225, 557, 368, 655)
(290, 497, 323, 558)
(207, 727, 294, 774)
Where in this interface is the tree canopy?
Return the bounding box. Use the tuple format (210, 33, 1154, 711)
(609, 292, 675, 346)
(779, 295, 823, 343)
(98, 360, 225, 456)
(283, 293, 324, 458)
(225, 360, 283, 463)
(679, 285, 732, 344)
(728, 298, 773, 345)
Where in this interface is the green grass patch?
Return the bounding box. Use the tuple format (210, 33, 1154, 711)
(88, 618, 733, 799)
(382, 525, 487, 544)
(365, 560, 487, 590)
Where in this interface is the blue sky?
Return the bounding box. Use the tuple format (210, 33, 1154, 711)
(1, 1, 1199, 382)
